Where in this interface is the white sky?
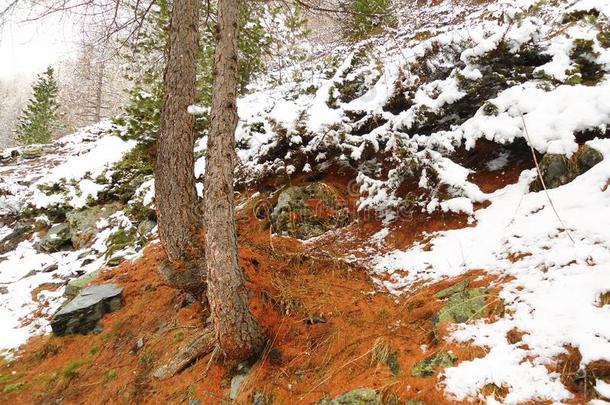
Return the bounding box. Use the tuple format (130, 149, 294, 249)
(0, 12, 79, 79)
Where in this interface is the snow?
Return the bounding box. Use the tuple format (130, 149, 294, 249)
(459, 81, 610, 154)
(597, 379, 610, 399)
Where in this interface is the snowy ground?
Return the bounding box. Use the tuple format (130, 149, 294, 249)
(374, 139, 610, 403)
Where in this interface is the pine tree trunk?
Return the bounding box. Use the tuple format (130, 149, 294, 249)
(155, 0, 203, 264)
(204, 0, 265, 361)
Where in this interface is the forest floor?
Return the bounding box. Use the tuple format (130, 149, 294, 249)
(0, 165, 592, 405)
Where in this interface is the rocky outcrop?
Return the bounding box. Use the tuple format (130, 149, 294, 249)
(531, 144, 603, 191)
(66, 204, 120, 249)
(271, 183, 350, 240)
(51, 283, 123, 335)
(0, 223, 32, 254)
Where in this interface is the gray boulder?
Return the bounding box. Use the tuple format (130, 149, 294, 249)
(36, 223, 71, 252)
(51, 284, 123, 335)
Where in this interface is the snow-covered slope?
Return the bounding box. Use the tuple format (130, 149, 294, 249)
(1, 0, 610, 403)
(0, 121, 137, 353)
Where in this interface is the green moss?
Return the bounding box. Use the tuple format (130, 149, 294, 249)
(105, 227, 137, 259)
(482, 101, 499, 116)
(413, 30, 432, 41)
(0, 371, 25, 385)
(565, 73, 583, 85)
(303, 84, 318, 95)
(125, 201, 156, 224)
(104, 369, 118, 382)
(173, 332, 185, 343)
(562, 9, 599, 24)
(62, 359, 85, 380)
(36, 182, 67, 195)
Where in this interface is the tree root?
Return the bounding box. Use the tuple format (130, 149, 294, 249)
(156, 259, 207, 298)
(152, 328, 215, 379)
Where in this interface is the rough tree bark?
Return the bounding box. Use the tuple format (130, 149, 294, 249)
(204, 0, 266, 361)
(155, 0, 203, 264)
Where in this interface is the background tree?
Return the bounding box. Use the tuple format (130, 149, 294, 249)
(204, 0, 265, 361)
(15, 67, 61, 145)
(342, 0, 395, 41)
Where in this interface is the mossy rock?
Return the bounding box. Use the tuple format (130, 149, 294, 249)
(36, 223, 72, 253)
(64, 268, 103, 298)
(317, 388, 381, 405)
(411, 351, 456, 377)
(105, 227, 137, 259)
(66, 204, 121, 249)
(21, 145, 46, 159)
(271, 183, 350, 240)
(106, 254, 125, 267)
(531, 145, 603, 191)
(436, 288, 488, 326)
(577, 144, 604, 171)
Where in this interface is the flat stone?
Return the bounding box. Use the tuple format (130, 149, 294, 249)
(51, 283, 123, 336)
(0, 224, 32, 245)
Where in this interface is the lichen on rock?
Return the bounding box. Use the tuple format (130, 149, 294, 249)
(411, 351, 457, 377)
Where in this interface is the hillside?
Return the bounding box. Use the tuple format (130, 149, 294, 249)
(1, 0, 610, 403)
